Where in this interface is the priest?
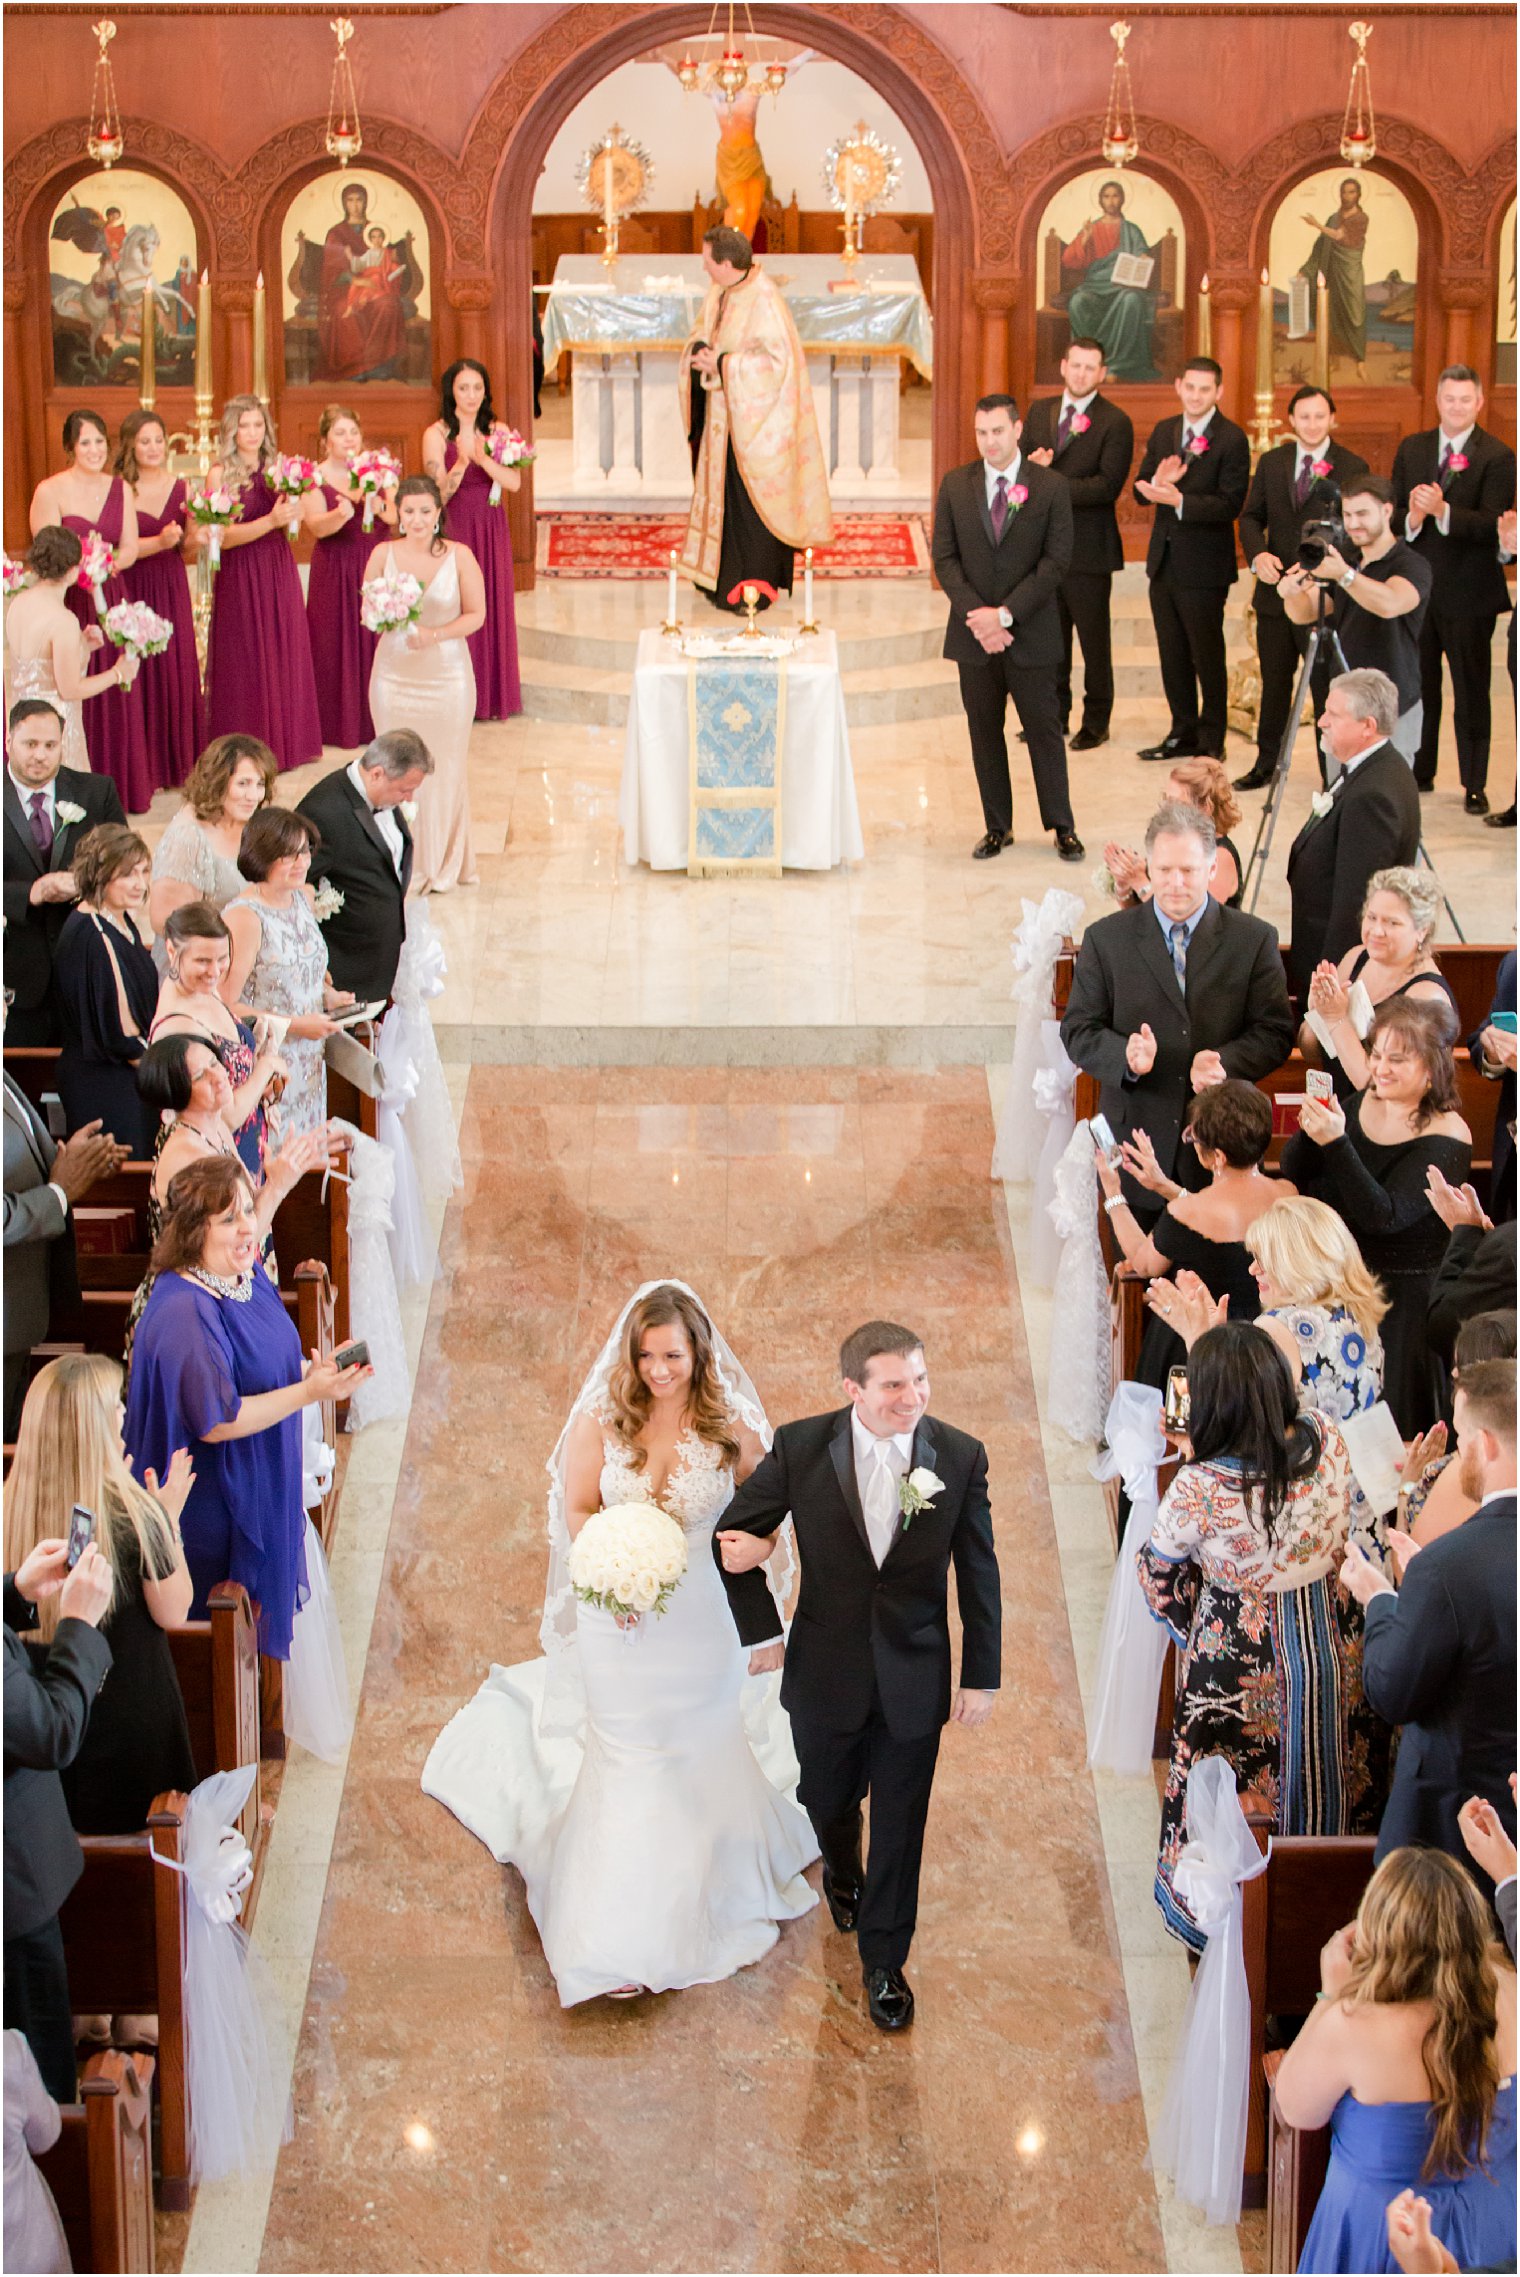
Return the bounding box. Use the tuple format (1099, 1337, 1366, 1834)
(680, 226, 833, 610)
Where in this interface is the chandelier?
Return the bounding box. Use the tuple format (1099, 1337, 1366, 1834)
(676, 1, 791, 104)
(86, 19, 124, 170)
(325, 16, 363, 165)
(1340, 21, 1376, 167)
(1101, 20, 1139, 169)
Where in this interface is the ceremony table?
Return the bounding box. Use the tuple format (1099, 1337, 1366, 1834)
(541, 254, 931, 496)
(620, 627, 864, 876)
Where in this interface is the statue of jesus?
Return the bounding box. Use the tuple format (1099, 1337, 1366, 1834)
(660, 48, 814, 242)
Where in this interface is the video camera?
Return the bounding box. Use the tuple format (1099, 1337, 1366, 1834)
(1297, 478, 1350, 574)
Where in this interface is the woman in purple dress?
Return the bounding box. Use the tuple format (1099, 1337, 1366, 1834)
(421, 359, 522, 720)
(204, 395, 324, 772)
(304, 403, 389, 750)
(122, 1154, 369, 1659)
(116, 408, 204, 790)
(29, 408, 154, 813)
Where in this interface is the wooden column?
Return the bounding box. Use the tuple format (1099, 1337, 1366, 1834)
(1441, 275, 1488, 382)
(1208, 275, 1255, 428)
(972, 276, 1018, 400)
(445, 273, 493, 367)
(4, 273, 43, 546)
(220, 278, 255, 402)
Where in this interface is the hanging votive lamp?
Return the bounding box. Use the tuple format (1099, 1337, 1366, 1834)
(86, 20, 124, 169)
(1340, 21, 1376, 166)
(676, 52, 702, 91)
(1101, 20, 1139, 168)
(325, 16, 363, 164)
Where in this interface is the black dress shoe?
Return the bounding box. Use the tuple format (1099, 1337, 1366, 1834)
(1054, 828, 1085, 861)
(1465, 788, 1491, 815)
(822, 1870, 862, 1934)
(972, 829, 1013, 859)
(1070, 726, 1108, 751)
(1485, 804, 1516, 829)
(865, 1966, 915, 2031)
(1415, 777, 1436, 795)
(1232, 765, 1274, 791)
(1137, 735, 1197, 764)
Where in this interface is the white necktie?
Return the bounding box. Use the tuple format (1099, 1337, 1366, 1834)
(863, 1439, 901, 1565)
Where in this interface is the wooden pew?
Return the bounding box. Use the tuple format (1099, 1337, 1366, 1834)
(168, 1580, 269, 1902)
(34, 2050, 157, 2274)
(58, 1791, 192, 2211)
(1264, 2048, 1332, 2274)
(1051, 941, 1512, 1035)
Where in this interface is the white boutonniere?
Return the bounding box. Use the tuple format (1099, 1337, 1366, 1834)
(310, 880, 345, 922)
(54, 801, 86, 827)
(898, 1466, 944, 1529)
(1309, 789, 1335, 820)
(400, 801, 418, 826)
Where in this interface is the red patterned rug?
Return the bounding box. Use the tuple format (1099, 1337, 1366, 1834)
(535, 512, 930, 580)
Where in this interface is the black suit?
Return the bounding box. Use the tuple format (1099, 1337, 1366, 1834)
(1472, 949, 1516, 1224)
(1020, 393, 1134, 735)
(1362, 1495, 1516, 1881)
(297, 767, 414, 1000)
(1392, 424, 1517, 792)
(717, 1407, 1001, 1972)
(1059, 898, 1296, 1206)
(931, 455, 1075, 837)
(1238, 439, 1370, 773)
(1427, 1222, 1518, 1369)
(1283, 741, 1421, 1002)
(1133, 410, 1251, 754)
(2, 769, 126, 1043)
(4, 1577, 113, 2102)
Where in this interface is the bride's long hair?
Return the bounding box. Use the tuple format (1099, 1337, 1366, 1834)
(604, 1285, 741, 1472)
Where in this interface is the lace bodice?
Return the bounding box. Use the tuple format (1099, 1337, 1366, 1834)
(598, 1426, 735, 1537)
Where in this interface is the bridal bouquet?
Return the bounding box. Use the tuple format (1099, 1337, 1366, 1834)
(3, 554, 34, 596)
(349, 447, 401, 531)
(267, 452, 320, 541)
(568, 1502, 688, 1624)
(187, 482, 241, 567)
(360, 569, 424, 636)
(103, 598, 173, 661)
(485, 423, 535, 505)
(79, 529, 116, 616)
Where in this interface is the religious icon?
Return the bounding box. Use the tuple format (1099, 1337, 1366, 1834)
(48, 168, 198, 387)
(659, 44, 814, 249)
(1034, 168, 1186, 386)
(1268, 167, 1418, 387)
(281, 171, 430, 385)
(1497, 199, 1516, 389)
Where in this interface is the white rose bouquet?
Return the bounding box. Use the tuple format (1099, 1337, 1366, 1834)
(568, 1501, 688, 1625)
(360, 569, 424, 637)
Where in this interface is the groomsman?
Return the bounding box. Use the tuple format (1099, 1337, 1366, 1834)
(2, 700, 125, 1045)
(1133, 358, 1251, 764)
(1021, 337, 1134, 749)
(931, 394, 1084, 862)
(1392, 365, 1516, 813)
(1235, 386, 1368, 789)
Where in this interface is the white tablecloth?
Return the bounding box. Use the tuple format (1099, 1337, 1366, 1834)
(619, 628, 864, 873)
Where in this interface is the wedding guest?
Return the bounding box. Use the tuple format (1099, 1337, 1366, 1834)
(1104, 756, 1244, 909)
(3, 2027, 70, 2276)
(1278, 475, 1432, 775)
(1132, 358, 1251, 764)
(3, 1068, 126, 1438)
(52, 825, 157, 1155)
(1136, 1322, 1386, 1953)
(203, 396, 323, 770)
(149, 900, 285, 1180)
(1061, 800, 1296, 1220)
(4, 529, 134, 776)
(4, 1355, 195, 1836)
(1284, 669, 1421, 1005)
(365, 480, 482, 895)
(146, 732, 276, 961)
(304, 404, 385, 752)
(421, 360, 521, 720)
(223, 809, 354, 1142)
(1471, 949, 1516, 1224)
(29, 409, 152, 811)
(1426, 1166, 1519, 1370)
(122, 1154, 368, 1661)
(1274, 1848, 1516, 2273)
(115, 408, 204, 787)
(1283, 998, 1472, 1431)
(1459, 1794, 1518, 1960)
(299, 728, 432, 997)
(3, 698, 125, 1045)
(1397, 1310, 1516, 1548)
(1303, 867, 1460, 1102)
(1019, 337, 1134, 749)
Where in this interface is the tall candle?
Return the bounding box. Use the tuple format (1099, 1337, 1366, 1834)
(803, 545, 814, 625)
(603, 154, 615, 248)
(253, 270, 267, 402)
(1314, 274, 1330, 389)
(194, 268, 212, 400)
(666, 549, 678, 625)
(843, 160, 855, 257)
(1257, 266, 1274, 392)
(1196, 271, 1212, 360)
(139, 280, 156, 409)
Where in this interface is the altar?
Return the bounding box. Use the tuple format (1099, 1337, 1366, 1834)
(540, 254, 931, 503)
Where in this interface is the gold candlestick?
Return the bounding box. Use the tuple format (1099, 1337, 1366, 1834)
(1314, 275, 1330, 389)
(139, 280, 155, 409)
(252, 270, 267, 402)
(193, 270, 214, 478)
(1252, 264, 1278, 457)
(1196, 271, 1212, 361)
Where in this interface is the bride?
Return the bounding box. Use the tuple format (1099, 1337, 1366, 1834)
(423, 1280, 818, 2005)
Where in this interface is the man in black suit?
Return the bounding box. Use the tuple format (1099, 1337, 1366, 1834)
(1392, 364, 1517, 812)
(1426, 1179, 1517, 1371)
(4, 1540, 114, 2101)
(1470, 949, 1517, 1225)
(931, 393, 1084, 861)
(1284, 667, 1421, 1003)
(1060, 799, 1295, 1215)
(1342, 1358, 1516, 1881)
(1235, 386, 1369, 789)
(1021, 337, 1134, 750)
(298, 729, 433, 1000)
(715, 1321, 1001, 2033)
(1132, 357, 1251, 764)
(2, 700, 125, 1044)
(3, 1065, 124, 1437)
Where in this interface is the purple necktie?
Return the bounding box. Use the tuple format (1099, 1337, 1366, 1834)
(1438, 440, 1455, 489)
(1056, 404, 1074, 453)
(1295, 456, 1315, 507)
(990, 473, 1009, 541)
(27, 792, 52, 858)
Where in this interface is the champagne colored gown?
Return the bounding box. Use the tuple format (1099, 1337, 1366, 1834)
(368, 542, 477, 893)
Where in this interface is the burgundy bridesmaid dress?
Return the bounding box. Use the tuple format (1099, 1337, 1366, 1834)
(63, 478, 157, 813)
(443, 440, 521, 721)
(122, 478, 206, 789)
(305, 484, 380, 751)
(205, 469, 324, 771)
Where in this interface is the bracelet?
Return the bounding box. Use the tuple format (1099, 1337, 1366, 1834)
(1102, 1193, 1128, 1216)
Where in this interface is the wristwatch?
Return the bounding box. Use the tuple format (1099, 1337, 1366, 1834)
(997, 606, 1013, 629)
(1339, 566, 1357, 590)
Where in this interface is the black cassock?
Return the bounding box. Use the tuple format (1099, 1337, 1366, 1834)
(687, 377, 794, 612)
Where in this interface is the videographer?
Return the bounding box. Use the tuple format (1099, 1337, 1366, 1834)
(1278, 473, 1432, 773)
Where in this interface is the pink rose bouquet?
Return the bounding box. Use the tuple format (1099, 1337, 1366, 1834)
(485, 423, 535, 505)
(349, 447, 402, 531)
(78, 529, 117, 616)
(3, 554, 35, 597)
(267, 453, 320, 542)
(103, 599, 174, 659)
(360, 568, 424, 637)
(187, 482, 241, 568)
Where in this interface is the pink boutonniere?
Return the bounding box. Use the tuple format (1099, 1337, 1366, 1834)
(1069, 412, 1091, 434)
(1309, 458, 1333, 480)
(1185, 433, 1210, 457)
(1009, 483, 1029, 509)
(1446, 451, 1469, 474)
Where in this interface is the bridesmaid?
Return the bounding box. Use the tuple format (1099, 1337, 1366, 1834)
(304, 403, 389, 751)
(365, 475, 485, 894)
(421, 359, 521, 720)
(204, 395, 323, 772)
(116, 408, 205, 790)
(29, 408, 154, 813)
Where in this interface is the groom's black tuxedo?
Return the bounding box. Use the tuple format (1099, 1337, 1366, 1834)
(716, 1406, 1001, 1971)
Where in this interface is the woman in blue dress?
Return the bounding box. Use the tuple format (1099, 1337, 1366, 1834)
(1275, 1846, 1516, 2273)
(122, 1154, 368, 1659)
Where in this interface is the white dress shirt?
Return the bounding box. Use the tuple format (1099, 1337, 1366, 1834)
(851, 1410, 913, 1567)
(986, 451, 1024, 629)
(1407, 425, 1474, 542)
(347, 759, 403, 875)
(1174, 406, 1218, 519)
(1061, 389, 1098, 420)
(8, 771, 56, 834)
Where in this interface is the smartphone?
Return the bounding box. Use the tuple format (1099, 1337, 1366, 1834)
(1492, 1011, 1518, 1036)
(1305, 1068, 1336, 1104)
(65, 1503, 95, 1570)
(1089, 1111, 1120, 1163)
(332, 1339, 371, 1374)
(41, 1092, 66, 1140)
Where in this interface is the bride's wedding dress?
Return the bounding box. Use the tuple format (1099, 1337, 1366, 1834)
(423, 1419, 818, 2006)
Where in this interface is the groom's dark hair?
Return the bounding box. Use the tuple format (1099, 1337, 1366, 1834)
(840, 1321, 924, 1386)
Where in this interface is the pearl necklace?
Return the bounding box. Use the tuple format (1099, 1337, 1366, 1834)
(184, 1264, 254, 1303)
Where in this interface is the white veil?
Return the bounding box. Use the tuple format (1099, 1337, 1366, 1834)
(538, 1278, 794, 1739)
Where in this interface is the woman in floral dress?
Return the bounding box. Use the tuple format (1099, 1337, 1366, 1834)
(221, 808, 352, 1142)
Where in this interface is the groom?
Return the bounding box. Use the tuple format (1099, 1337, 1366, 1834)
(715, 1321, 1001, 2031)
